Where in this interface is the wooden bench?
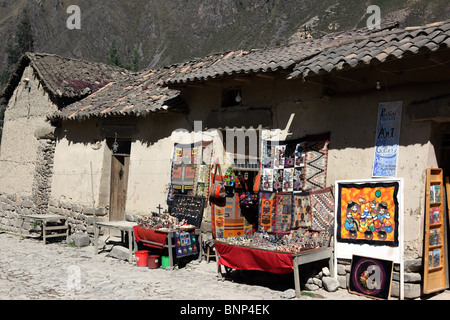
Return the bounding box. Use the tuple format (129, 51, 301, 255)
(21, 214, 69, 244)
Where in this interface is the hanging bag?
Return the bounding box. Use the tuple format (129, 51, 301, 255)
(253, 163, 262, 193)
(209, 164, 226, 203)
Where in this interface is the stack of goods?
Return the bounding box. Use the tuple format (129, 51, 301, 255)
(216, 228, 331, 254)
(138, 214, 195, 231)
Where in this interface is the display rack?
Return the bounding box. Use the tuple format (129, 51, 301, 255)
(423, 168, 447, 294)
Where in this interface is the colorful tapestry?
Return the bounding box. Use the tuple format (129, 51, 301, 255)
(304, 133, 330, 191)
(174, 230, 199, 257)
(192, 141, 213, 198)
(261, 168, 273, 192)
(274, 193, 293, 233)
(259, 134, 328, 193)
(310, 186, 335, 232)
(292, 192, 312, 229)
(336, 182, 399, 247)
(170, 142, 199, 192)
(258, 192, 276, 231)
(211, 193, 253, 238)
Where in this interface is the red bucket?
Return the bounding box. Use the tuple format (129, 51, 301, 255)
(135, 250, 149, 267)
(148, 255, 160, 269)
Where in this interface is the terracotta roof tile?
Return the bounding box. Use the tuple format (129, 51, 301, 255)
(1, 52, 128, 107)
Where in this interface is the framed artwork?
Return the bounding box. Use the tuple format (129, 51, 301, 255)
(336, 181, 399, 247)
(349, 255, 394, 300)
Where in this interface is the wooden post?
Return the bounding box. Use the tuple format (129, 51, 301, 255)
(90, 161, 97, 254)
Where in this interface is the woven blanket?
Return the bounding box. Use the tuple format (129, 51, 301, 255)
(292, 192, 312, 229)
(274, 193, 293, 233)
(304, 133, 330, 191)
(258, 134, 329, 193)
(192, 141, 213, 198)
(211, 193, 253, 238)
(170, 142, 199, 192)
(258, 192, 276, 232)
(133, 226, 168, 249)
(309, 186, 335, 231)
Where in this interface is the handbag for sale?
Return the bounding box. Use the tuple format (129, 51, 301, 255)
(209, 164, 226, 204)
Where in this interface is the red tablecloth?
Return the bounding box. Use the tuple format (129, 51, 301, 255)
(134, 226, 168, 249)
(214, 241, 294, 274)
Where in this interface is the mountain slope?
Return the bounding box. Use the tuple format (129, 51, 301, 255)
(1, 0, 449, 75)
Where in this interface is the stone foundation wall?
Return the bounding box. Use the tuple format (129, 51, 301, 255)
(0, 193, 35, 233)
(31, 138, 56, 214)
(336, 258, 423, 299)
(47, 198, 109, 234)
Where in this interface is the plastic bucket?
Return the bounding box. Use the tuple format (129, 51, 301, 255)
(147, 255, 160, 269)
(161, 256, 170, 269)
(135, 250, 149, 267)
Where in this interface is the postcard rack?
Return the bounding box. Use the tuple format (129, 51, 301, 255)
(423, 168, 447, 294)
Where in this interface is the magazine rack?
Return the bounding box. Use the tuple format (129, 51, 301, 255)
(423, 168, 447, 294)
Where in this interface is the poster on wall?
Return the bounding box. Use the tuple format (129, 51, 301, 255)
(336, 181, 399, 247)
(348, 255, 394, 300)
(372, 101, 402, 178)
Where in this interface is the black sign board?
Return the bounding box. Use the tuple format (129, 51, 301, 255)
(170, 195, 205, 229)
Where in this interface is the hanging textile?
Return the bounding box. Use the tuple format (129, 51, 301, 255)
(309, 186, 335, 232)
(258, 192, 276, 232)
(170, 142, 199, 193)
(258, 133, 329, 193)
(292, 191, 312, 229)
(304, 132, 330, 191)
(274, 193, 293, 233)
(211, 193, 253, 238)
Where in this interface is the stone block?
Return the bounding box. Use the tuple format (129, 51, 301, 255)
(304, 283, 320, 291)
(338, 275, 347, 289)
(322, 277, 340, 292)
(390, 281, 421, 299)
(68, 233, 90, 247)
(21, 200, 34, 208)
(392, 271, 422, 283)
(280, 289, 296, 299)
(110, 245, 130, 261)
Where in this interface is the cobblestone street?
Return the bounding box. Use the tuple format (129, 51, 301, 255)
(0, 231, 448, 308)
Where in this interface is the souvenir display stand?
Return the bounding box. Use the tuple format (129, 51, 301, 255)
(423, 168, 447, 294)
(134, 225, 202, 267)
(133, 195, 206, 267)
(211, 133, 335, 298)
(333, 178, 404, 300)
(215, 241, 333, 298)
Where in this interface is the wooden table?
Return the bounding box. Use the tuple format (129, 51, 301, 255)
(215, 241, 334, 298)
(94, 220, 137, 263)
(21, 214, 69, 244)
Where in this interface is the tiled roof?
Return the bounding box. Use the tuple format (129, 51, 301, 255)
(164, 20, 450, 85)
(50, 19, 450, 121)
(51, 51, 239, 120)
(288, 20, 450, 79)
(1, 52, 128, 106)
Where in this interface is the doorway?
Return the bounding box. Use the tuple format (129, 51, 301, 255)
(109, 155, 130, 221)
